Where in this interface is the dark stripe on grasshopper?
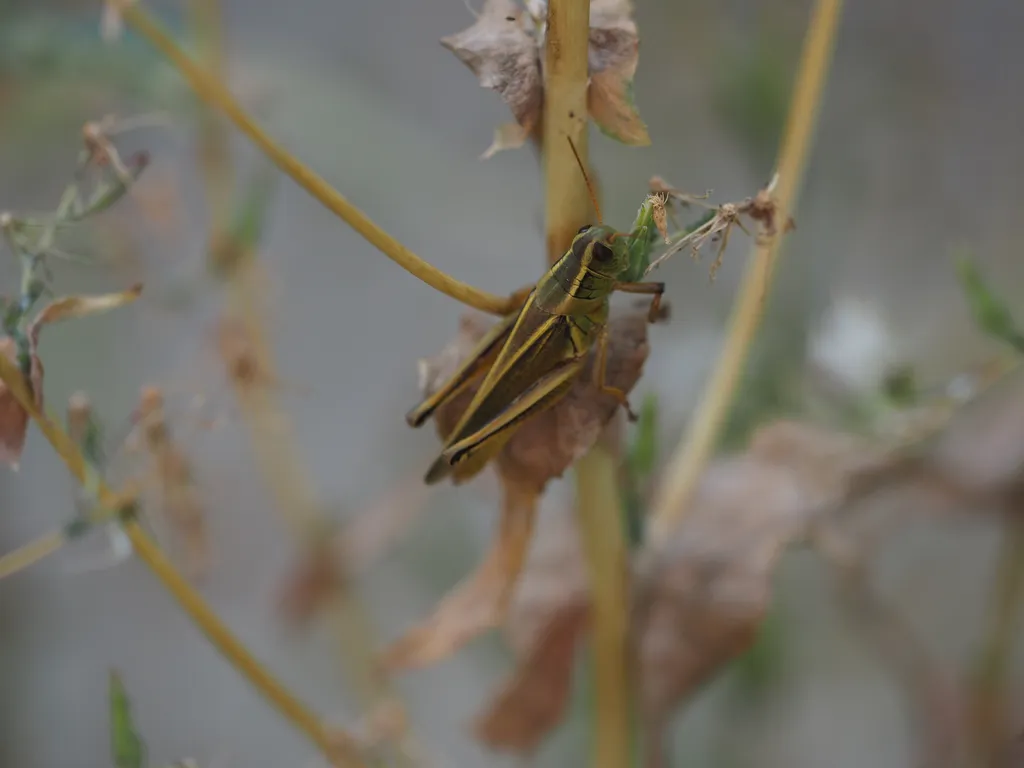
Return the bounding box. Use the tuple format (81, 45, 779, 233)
(405, 309, 520, 428)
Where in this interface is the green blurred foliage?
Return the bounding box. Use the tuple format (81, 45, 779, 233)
(956, 256, 1024, 354)
(621, 393, 659, 548)
(713, 33, 793, 175)
(109, 670, 146, 768)
(1, 15, 182, 144)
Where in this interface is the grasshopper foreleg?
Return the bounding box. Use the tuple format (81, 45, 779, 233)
(615, 280, 665, 324)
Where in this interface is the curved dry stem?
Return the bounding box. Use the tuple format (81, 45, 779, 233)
(544, 1, 632, 766)
(648, 0, 845, 543)
(121, 3, 516, 316)
(0, 529, 67, 580)
(0, 353, 363, 767)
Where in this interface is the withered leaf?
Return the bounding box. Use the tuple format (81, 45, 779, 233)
(442, 0, 543, 138)
(380, 477, 538, 671)
(473, 421, 892, 764)
(276, 538, 344, 628)
(131, 386, 209, 581)
(588, 0, 649, 145)
(481, 121, 532, 160)
(474, 601, 589, 752)
(475, 508, 590, 753)
(0, 337, 44, 468)
(29, 284, 143, 346)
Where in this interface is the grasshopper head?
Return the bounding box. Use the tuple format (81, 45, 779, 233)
(573, 224, 631, 278)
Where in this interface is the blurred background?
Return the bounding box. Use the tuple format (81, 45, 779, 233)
(1, 0, 1023, 766)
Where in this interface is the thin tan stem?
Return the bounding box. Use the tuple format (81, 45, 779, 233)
(186, 0, 236, 260)
(121, 3, 516, 316)
(575, 447, 632, 768)
(0, 353, 364, 767)
(970, 523, 1024, 767)
(648, 0, 845, 543)
(544, 1, 632, 766)
(0, 530, 67, 580)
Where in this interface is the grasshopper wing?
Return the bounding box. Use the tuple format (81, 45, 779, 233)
(405, 309, 520, 428)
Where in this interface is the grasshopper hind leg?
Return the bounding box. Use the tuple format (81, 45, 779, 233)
(427, 359, 586, 483)
(592, 327, 638, 422)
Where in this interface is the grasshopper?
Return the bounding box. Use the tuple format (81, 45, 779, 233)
(407, 143, 666, 485)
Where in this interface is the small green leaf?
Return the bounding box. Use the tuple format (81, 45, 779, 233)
(621, 394, 659, 548)
(208, 165, 279, 280)
(627, 394, 659, 476)
(956, 257, 1024, 354)
(109, 670, 147, 768)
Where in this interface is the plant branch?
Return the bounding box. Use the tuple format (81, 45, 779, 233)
(120, 3, 517, 316)
(186, 0, 236, 261)
(648, 0, 845, 543)
(0, 353, 365, 767)
(0, 529, 67, 580)
(544, 1, 632, 767)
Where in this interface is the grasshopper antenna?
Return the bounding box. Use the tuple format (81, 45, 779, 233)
(566, 136, 602, 226)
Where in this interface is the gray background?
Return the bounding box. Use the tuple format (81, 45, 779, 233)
(1, 0, 1022, 766)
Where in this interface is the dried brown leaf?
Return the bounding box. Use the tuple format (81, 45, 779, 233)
(481, 121, 532, 160)
(475, 505, 590, 752)
(472, 421, 893, 762)
(277, 538, 344, 628)
(29, 284, 143, 346)
(131, 386, 209, 581)
(0, 337, 43, 468)
(442, 0, 543, 135)
(380, 478, 538, 671)
(651, 193, 669, 244)
(474, 601, 589, 752)
(587, 0, 649, 145)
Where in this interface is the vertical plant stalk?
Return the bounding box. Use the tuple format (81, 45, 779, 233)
(544, 2, 631, 767)
(543, 0, 591, 266)
(120, 3, 517, 316)
(0, 529, 67, 580)
(0, 354, 364, 767)
(648, 0, 845, 543)
(970, 523, 1024, 766)
(186, 0, 235, 261)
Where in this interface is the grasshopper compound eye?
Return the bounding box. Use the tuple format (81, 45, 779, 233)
(591, 240, 614, 263)
(577, 224, 591, 235)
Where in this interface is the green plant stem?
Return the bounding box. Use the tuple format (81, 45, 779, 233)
(649, 0, 845, 543)
(0, 352, 365, 767)
(544, 1, 632, 766)
(120, 3, 517, 316)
